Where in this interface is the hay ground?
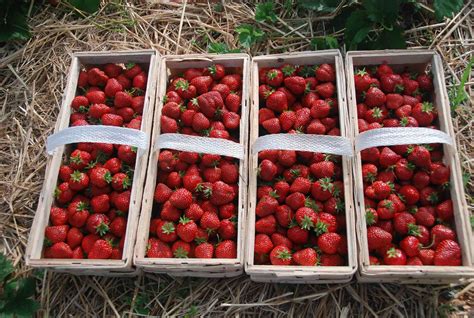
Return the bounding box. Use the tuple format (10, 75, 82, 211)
(0, 1, 473, 316)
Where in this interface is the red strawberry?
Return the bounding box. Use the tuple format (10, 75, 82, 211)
(266, 68, 284, 87)
(281, 64, 297, 77)
(400, 236, 421, 257)
(315, 82, 335, 98)
(430, 163, 450, 185)
(262, 118, 281, 134)
(89, 167, 112, 188)
(197, 91, 224, 119)
(412, 102, 435, 126)
(256, 194, 279, 217)
(104, 78, 123, 97)
(371, 181, 391, 200)
(45, 225, 69, 244)
(315, 64, 335, 82)
(354, 69, 372, 92)
(85, 90, 106, 105)
(215, 240, 237, 258)
(290, 177, 311, 194)
(194, 242, 214, 258)
(434, 239, 461, 266)
(269, 245, 292, 265)
(417, 73, 433, 91)
(225, 93, 241, 113)
(176, 217, 198, 243)
(86, 213, 110, 236)
(310, 161, 334, 179)
(385, 93, 404, 109)
(91, 194, 110, 214)
(113, 190, 131, 212)
(71, 96, 89, 113)
(171, 240, 191, 258)
(173, 78, 196, 99)
(50, 206, 68, 226)
(191, 76, 213, 95)
(222, 112, 240, 130)
(393, 212, 416, 236)
(284, 76, 306, 95)
(407, 145, 432, 169)
(200, 211, 220, 232)
(109, 216, 126, 237)
(365, 86, 386, 107)
(320, 254, 343, 266)
(403, 78, 419, 95)
(362, 163, 378, 183)
(66, 227, 83, 249)
(383, 247, 407, 265)
(254, 234, 273, 255)
(367, 226, 392, 250)
(295, 207, 317, 230)
(310, 99, 331, 119)
(436, 200, 453, 221)
(380, 73, 403, 93)
(399, 185, 419, 205)
(88, 239, 113, 259)
(293, 248, 318, 266)
(47, 242, 73, 258)
(259, 159, 278, 181)
(160, 201, 180, 222)
(255, 215, 277, 235)
(205, 64, 225, 80)
(275, 205, 293, 227)
(87, 68, 108, 86)
(287, 225, 309, 244)
(218, 219, 236, 240)
(145, 238, 171, 258)
(317, 232, 341, 254)
(169, 188, 193, 209)
(311, 178, 334, 201)
(266, 91, 288, 113)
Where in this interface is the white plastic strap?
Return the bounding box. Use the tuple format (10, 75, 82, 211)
(154, 133, 244, 159)
(355, 127, 454, 152)
(252, 134, 353, 157)
(46, 126, 148, 155)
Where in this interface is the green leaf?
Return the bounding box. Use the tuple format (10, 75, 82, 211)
(434, 0, 463, 22)
(4, 277, 36, 300)
(450, 58, 473, 114)
(298, 0, 340, 13)
(0, 1, 30, 43)
(207, 42, 241, 54)
(344, 10, 372, 50)
(67, 0, 101, 14)
(255, 2, 277, 23)
(363, 0, 403, 26)
(310, 36, 338, 50)
(470, 215, 474, 230)
(1, 298, 39, 318)
(0, 254, 14, 282)
(235, 24, 264, 48)
(462, 172, 470, 187)
(368, 26, 407, 49)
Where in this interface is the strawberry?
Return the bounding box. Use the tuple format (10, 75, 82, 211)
(385, 93, 404, 109)
(71, 96, 89, 113)
(310, 161, 334, 179)
(67, 227, 83, 249)
(200, 211, 220, 232)
(367, 226, 392, 250)
(315, 64, 335, 82)
(430, 163, 450, 185)
(434, 239, 461, 266)
(176, 217, 198, 243)
(269, 245, 292, 265)
(320, 254, 343, 266)
(379, 147, 402, 168)
(91, 194, 110, 214)
(266, 91, 288, 113)
(194, 242, 214, 258)
(89, 167, 112, 188)
(68, 171, 89, 191)
(295, 207, 317, 230)
(399, 185, 419, 205)
(85, 90, 106, 104)
(215, 240, 237, 258)
(362, 163, 378, 183)
(266, 68, 284, 87)
(109, 216, 126, 237)
(50, 206, 68, 226)
(417, 73, 433, 91)
(87, 68, 108, 86)
(67, 200, 90, 228)
(256, 194, 279, 217)
(407, 145, 432, 169)
(354, 69, 372, 92)
(113, 190, 131, 212)
(160, 201, 180, 222)
(225, 93, 241, 113)
(219, 219, 237, 240)
(45, 225, 69, 244)
(168, 188, 193, 209)
(383, 247, 407, 265)
(412, 171, 431, 190)
(310, 99, 331, 119)
(393, 212, 416, 236)
(255, 215, 277, 235)
(88, 239, 113, 259)
(371, 181, 391, 200)
(86, 213, 110, 236)
(290, 177, 312, 194)
(284, 76, 306, 95)
(171, 240, 191, 258)
(293, 248, 318, 266)
(315, 82, 335, 98)
(147, 238, 172, 258)
(436, 200, 453, 221)
(400, 236, 421, 257)
(364, 87, 386, 107)
(69, 149, 91, 170)
(412, 102, 435, 126)
(222, 112, 240, 130)
(197, 91, 224, 119)
(287, 226, 309, 244)
(403, 78, 419, 96)
(258, 159, 278, 181)
(317, 232, 341, 254)
(365, 208, 378, 225)
(47, 242, 73, 258)
(380, 73, 403, 93)
(254, 234, 274, 254)
(262, 118, 281, 134)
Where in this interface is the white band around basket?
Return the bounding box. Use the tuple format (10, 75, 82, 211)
(154, 133, 244, 159)
(46, 126, 148, 155)
(252, 134, 353, 157)
(355, 127, 454, 152)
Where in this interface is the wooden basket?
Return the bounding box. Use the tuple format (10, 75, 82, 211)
(133, 54, 250, 277)
(25, 50, 159, 275)
(245, 51, 357, 283)
(346, 50, 474, 283)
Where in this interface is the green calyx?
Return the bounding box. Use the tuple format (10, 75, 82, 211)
(305, 198, 320, 212)
(407, 223, 421, 237)
(300, 216, 315, 230)
(277, 249, 292, 260)
(96, 222, 109, 236)
(313, 221, 328, 236)
(173, 247, 188, 258)
(175, 79, 190, 91)
(70, 170, 84, 182)
(386, 247, 397, 258)
(162, 222, 176, 234)
(421, 102, 433, 113)
(365, 210, 376, 225)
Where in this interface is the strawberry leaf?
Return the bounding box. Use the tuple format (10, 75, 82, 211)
(255, 2, 277, 23)
(297, 0, 340, 13)
(310, 36, 338, 50)
(67, 0, 100, 15)
(235, 24, 264, 48)
(434, 0, 463, 22)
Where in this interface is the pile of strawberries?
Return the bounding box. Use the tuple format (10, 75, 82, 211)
(147, 64, 243, 259)
(69, 63, 147, 128)
(254, 63, 348, 266)
(258, 63, 340, 135)
(43, 62, 148, 259)
(355, 63, 461, 266)
(160, 64, 242, 141)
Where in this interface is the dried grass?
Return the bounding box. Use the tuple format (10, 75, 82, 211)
(0, 1, 472, 317)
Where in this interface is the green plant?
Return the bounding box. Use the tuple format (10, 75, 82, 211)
(66, 0, 100, 15)
(207, 42, 241, 54)
(449, 58, 473, 115)
(297, 0, 340, 13)
(235, 24, 265, 48)
(255, 2, 277, 23)
(310, 36, 338, 50)
(0, 0, 30, 42)
(434, 0, 464, 22)
(0, 253, 39, 317)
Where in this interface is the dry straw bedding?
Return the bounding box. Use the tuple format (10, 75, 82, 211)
(0, 1, 472, 316)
